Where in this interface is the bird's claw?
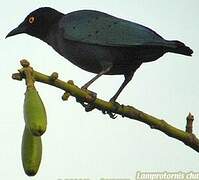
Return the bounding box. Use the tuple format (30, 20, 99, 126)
(77, 87, 97, 112)
(81, 87, 97, 98)
(76, 99, 96, 112)
(101, 100, 120, 119)
(84, 103, 95, 112)
(102, 110, 117, 119)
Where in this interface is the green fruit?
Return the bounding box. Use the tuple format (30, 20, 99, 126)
(24, 87, 47, 136)
(21, 126, 42, 176)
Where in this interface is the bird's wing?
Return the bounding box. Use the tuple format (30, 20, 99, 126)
(60, 10, 167, 47)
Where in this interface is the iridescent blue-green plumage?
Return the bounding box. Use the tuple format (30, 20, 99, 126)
(61, 10, 192, 54)
(61, 10, 165, 46)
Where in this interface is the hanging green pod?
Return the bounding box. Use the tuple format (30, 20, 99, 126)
(24, 86, 47, 136)
(21, 126, 42, 176)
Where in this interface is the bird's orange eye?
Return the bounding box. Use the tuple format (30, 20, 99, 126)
(28, 16, 35, 24)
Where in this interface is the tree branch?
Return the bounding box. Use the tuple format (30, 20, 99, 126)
(12, 59, 199, 153)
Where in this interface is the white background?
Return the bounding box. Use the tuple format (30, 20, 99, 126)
(1, 0, 199, 179)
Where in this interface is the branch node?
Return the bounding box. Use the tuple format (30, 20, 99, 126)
(83, 91, 97, 112)
(62, 92, 70, 101)
(184, 133, 196, 146)
(75, 89, 96, 112)
(80, 89, 97, 104)
(20, 59, 30, 67)
(186, 112, 194, 133)
(12, 73, 23, 81)
(85, 94, 95, 103)
(18, 64, 35, 88)
(67, 80, 74, 85)
(49, 72, 58, 81)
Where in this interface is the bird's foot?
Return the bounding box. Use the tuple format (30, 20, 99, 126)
(102, 100, 120, 119)
(84, 103, 96, 112)
(78, 87, 97, 112)
(102, 110, 117, 119)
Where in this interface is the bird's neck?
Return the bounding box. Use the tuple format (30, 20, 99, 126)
(37, 12, 64, 41)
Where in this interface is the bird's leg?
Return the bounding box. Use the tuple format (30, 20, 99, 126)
(81, 65, 112, 89)
(109, 72, 134, 102)
(80, 64, 112, 112)
(103, 72, 134, 119)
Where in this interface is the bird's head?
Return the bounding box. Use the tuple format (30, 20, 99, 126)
(6, 7, 63, 40)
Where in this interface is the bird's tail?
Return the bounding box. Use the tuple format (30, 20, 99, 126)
(165, 40, 193, 56)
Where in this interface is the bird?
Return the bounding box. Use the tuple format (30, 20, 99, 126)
(6, 7, 193, 102)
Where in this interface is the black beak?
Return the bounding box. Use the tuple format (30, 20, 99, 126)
(6, 23, 26, 38)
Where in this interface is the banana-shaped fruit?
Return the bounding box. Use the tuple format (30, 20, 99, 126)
(24, 87, 47, 136)
(21, 126, 42, 176)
